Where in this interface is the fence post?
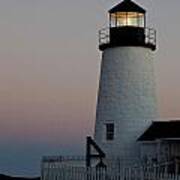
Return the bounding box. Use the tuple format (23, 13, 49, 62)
(140, 167, 144, 180)
(175, 159, 179, 176)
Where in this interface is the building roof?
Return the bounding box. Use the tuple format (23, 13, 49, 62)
(109, 0, 146, 14)
(138, 121, 180, 141)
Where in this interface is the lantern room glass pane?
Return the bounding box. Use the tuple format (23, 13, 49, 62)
(138, 13, 145, 27)
(110, 12, 145, 27)
(110, 15, 116, 27)
(127, 12, 138, 26)
(116, 12, 127, 26)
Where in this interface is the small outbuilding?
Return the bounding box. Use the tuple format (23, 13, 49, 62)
(138, 121, 180, 164)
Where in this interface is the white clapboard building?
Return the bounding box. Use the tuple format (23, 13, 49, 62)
(41, 1, 180, 179)
(138, 121, 180, 164)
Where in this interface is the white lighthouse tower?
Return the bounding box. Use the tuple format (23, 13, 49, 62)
(94, 0, 158, 163)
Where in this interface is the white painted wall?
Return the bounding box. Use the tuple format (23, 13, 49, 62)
(139, 142, 157, 163)
(140, 141, 180, 163)
(94, 46, 158, 162)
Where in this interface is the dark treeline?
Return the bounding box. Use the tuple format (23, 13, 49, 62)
(0, 174, 40, 180)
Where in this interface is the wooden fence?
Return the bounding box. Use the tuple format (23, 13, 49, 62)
(41, 165, 180, 180)
(41, 156, 180, 180)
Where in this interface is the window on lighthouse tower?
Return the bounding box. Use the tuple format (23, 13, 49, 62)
(106, 123, 114, 140)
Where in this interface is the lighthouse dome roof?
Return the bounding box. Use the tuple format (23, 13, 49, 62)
(109, 0, 146, 14)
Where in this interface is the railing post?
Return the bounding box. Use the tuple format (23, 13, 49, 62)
(154, 30, 157, 47)
(99, 30, 101, 45)
(140, 167, 144, 180)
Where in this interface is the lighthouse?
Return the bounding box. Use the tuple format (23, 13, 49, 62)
(94, 0, 158, 163)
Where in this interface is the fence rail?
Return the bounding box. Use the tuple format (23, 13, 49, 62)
(42, 156, 85, 163)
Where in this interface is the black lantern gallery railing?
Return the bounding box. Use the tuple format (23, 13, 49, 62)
(99, 27, 110, 46)
(99, 27, 156, 51)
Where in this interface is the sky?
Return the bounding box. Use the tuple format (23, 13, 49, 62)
(0, 0, 180, 177)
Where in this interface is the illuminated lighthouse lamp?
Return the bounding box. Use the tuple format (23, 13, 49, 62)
(99, 0, 156, 51)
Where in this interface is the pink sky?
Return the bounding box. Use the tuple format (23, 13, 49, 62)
(0, 0, 180, 176)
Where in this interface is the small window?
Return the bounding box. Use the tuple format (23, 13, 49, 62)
(106, 123, 114, 141)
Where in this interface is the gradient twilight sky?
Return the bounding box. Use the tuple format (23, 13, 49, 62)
(0, 0, 180, 176)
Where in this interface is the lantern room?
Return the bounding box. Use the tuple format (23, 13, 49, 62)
(99, 0, 156, 51)
(109, 0, 146, 28)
